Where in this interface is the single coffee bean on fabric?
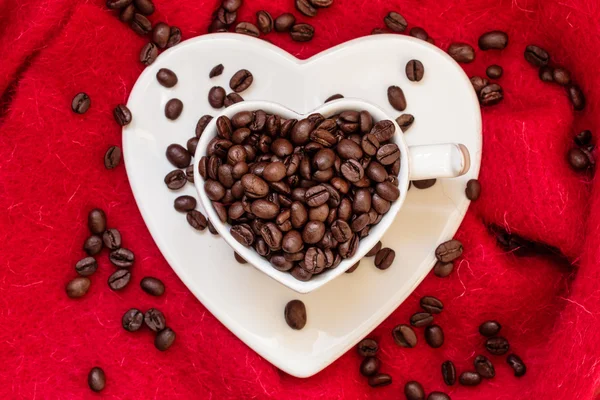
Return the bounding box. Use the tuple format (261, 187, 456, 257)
(567, 84, 586, 110)
(420, 296, 443, 314)
(433, 261, 453, 277)
(208, 86, 226, 108)
(524, 45, 550, 66)
(166, 26, 182, 48)
(156, 68, 178, 87)
(103, 145, 122, 170)
(448, 43, 475, 63)
(478, 30, 508, 50)
(290, 23, 315, 42)
(459, 371, 482, 386)
(374, 247, 395, 269)
(357, 338, 378, 357)
(187, 210, 208, 230)
(83, 235, 103, 256)
(216, 7, 236, 25)
(384, 11, 407, 32)
(108, 269, 131, 290)
(155, 327, 176, 351)
(119, 4, 135, 21)
(486, 336, 510, 355)
(360, 356, 380, 377)
(102, 228, 122, 250)
(235, 22, 260, 37)
(109, 248, 134, 268)
(387, 85, 407, 111)
(406, 60, 425, 82)
(480, 83, 504, 106)
(88, 208, 107, 235)
(88, 367, 106, 392)
(465, 179, 481, 200)
(507, 354, 527, 377)
(140, 276, 165, 296)
(71, 92, 91, 114)
(144, 308, 166, 331)
(474, 355, 495, 378)
(441, 360, 456, 385)
(284, 299, 307, 330)
(134, 0, 154, 15)
(106, 0, 132, 9)
(486, 64, 503, 79)
(366, 241, 382, 257)
(404, 381, 425, 400)
(479, 320, 501, 337)
(152, 22, 170, 48)
(140, 42, 158, 66)
(410, 26, 429, 41)
(230, 69, 253, 92)
(122, 308, 144, 331)
(368, 373, 392, 387)
(256, 10, 273, 34)
(410, 312, 433, 327)
(274, 13, 296, 32)
(574, 130, 592, 146)
(223, 0, 242, 12)
(296, 0, 317, 17)
(435, 240, 463, 263)
(470, 76, 489, 94)
(113, 104, 132, 126)
(165, 169, 187, 190)
(539, 66, 554, 82)
(427, 392, 450, 400)
(131, 13, 152, 35)
(392, 324, 417, 347)
(165, 98, 183, 120)
(568, 147, 591, 170)
(425, 324, 444, 348)
(66, 277, 91, 298)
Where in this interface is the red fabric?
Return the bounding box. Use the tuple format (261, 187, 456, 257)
(1, 0, 599, 398)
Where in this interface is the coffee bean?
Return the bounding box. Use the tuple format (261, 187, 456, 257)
(311, 0, 333, 6)
(165, 144, 190, 168)
(539, 66, 554, 82)
(345, 260, 360, 273)
(152, 22, 170, 48)
(428, 393, 450, 400)
(230, 69, 253, 93)
(425, 324, 444, 348)
(113, 104, 132, 127)
(368, 373, 392, 387)
(410, 312, 433, 327)
(102, 228, 122, 250)
(131, 13, 151, 35)
(479, 320, 501, 337)
(187, 210, 208, 230)
(396, 114, 414, 132)
(567, 84, 586, 111)
(74, 257, 97, 278)
(507, 354, 526, 377)
(102, 145, 122, 170)
(412, 179, 436, 189)
(216, 7, 237, 25)
(433, 261, 453, 277)
(470, 76, 489, 94)
(420, 296, 443, 314)
(235, 22, 260, 37)
(165, 169, 187, 190)
(435, 240, 463, 262)
(356, 338, 378, 357)
(290, 23, 314, 42)
(106, 0, 132, 9)
(441, 360, 456, 385)
(524, 45, 549, 67)
(305, 185, 330, 207)
(140, 276, 165, 296)
(173, 195, 196, 212)
(371, 28, 387, 35)
(360, 356, 380, 377)
(84, 235, 103, 256)
(134, 0, 154, 15)
(155, 327, 176, 351)
(208, 86, 226, 108)
(157, 68, 178, 87)
(88, 367, 106, 392)
(285, 299, 307, 329)
(568, 147, 591, 170)
(404, 381, 425, 400)
(88, 209, 107, 235)
(406, 60, 425, 82)
(410, 26, 429, 41)
(480, 83, 503, 106)
(551, 67, 571, 86)
(374, 247, 394, 270)
(165, 98, 183, 120)
(574, 130, 592, 146)
(384, 11, 407, 32)
(325, 93, 343, 103)
(274, 13, 296, 32)
(448, 43, 475, 63)
(223, 0, 242, 12)
(255, 11, 274, 35)
(207, 64, 224, 80)
(474, 355, 495, 379)
(140, 42, 158, 66)
(166, 26, 181, 48)
(296, 0, 317, 17)
(375, 181, 399, 201)
(109, 248, 134, 268)
(465, 179, 481, 200)
(486, 336, 510, 355)
(72, 92, 91, 114)
(108, 269, 131, 290)
(119, 4, 135, 22)
(459, 371, 482, 386)
(478, 31, 508, 50)
(231, 223, 255, 246)
(118, 309, 143, 336)
(387, 86, 407, 111)
(376, 143, 400, 165)
(392, 324, 417, 347)
(486, 64, 503, 79)
(144, 308, 166, 331)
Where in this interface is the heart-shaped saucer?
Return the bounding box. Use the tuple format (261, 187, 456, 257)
(123, 33, 481, 377)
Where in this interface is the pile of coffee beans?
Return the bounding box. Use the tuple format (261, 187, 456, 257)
(356, 338, 392, 387)
(122, 307, 176, 351)
(200, 109, 401, 280)
(568, 129, 595, 171)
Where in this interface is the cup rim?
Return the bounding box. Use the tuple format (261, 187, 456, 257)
(194, 98, 409, 293)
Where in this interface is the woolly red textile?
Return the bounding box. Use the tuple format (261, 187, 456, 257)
(1, 0, 599, 398)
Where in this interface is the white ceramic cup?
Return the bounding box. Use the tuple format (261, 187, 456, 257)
(194, 98, 470, 293)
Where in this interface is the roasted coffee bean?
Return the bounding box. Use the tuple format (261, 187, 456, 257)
(479, 320, 501, 337)
(290, 23, 314, 42)
(216, 7, 237, 25)
(152, 22, 170, 48)
(106, 0, 132, 9)
(102, 228, 122, 250)
(186, 137, 199, 155)
(256, 10, 273, 33)
(305, 185, 330, 207)
(480, 83, 503, 106)
(155, 327, 176, 351)
(223, 0, 242, 12)
(271, 254, 293, 270)
(140, 42, 158, 66)
(285, 299, 307, 329)
(396, 114, 414, 132)
(224, 93, 244, 107)
(166, 144, 191, 168)
(368, 373, 392, 387)
(406, 60, 425, 82)
(392, 324, 417, 347)
(404, 381, 425, 400)
(313, 149, 336, 170)
(104, 146, 122, 170)
(119, 4, 135, 22)
(470, 76, 489, 94)
(261, 222, 283, 250)
(242, 174, 269, 198)
(410, 312, 433, 327)
(208, 86, 226, 108)
(374, 247, 394, 269)
(72, 92, 91, 114)
(433, 261, 453, 277)
(441, 360, 456, 385)
(140, 276, 165, 296)
(376, 143, 400, 165)
(88, 209, 107, 235)
(420, 296, 443, 314)
(166, 26, 181, 48)
(387, 86, 407, 111)
(274, 13, 296, 32)
(113, 104, 132, 126)
(209, 64, 224, 79)
(296, 0, 317, 17)
(567, 84, 586, 110)
(134, 0, 154, 15)
(157, 68, 178, 87)
(413, 179, 436, 189)
(465, 179, 481, 200)
(486, 336, 510, 355)
(410, 26, 429, 40)
(325, 93, 344, 103)
(165, 98, 183, 120)
(108, 269, 131, 290)
(235, 22, 260, 37)
(357, 338, 378, 357)
(425, 325, 444, 348)
(351, 213, 370, 232)
(478, 30, 508, 50)
(207, 220, 218, 235)
(330, 220, 351, 243)
(311, 0, 333, 6)
(575, 130, 592, 146)
(340, 159, 364, 182)
(486, 64, 503, 79)
(84, 235, 103, 256)
(345, 261, 360, 273)
(281, 230, 303, 253)
(109, 248, 134, 268)
(360, 356, 381, 377)
(366, 162, 388, 183)
(75, 257, 97, 277)
(507, 354, 526, 377)
(337, 138, 363, 160)
(568, 147, 591, 170)
(304, 247, 326, 272)
(551, 67, 571, 86)
(474, 355, 495, 379)
(353, 188, 372, 213)
(539, 66, 554, 82)
(366, 241, 382, 257)
(302, 221, 325, 244)
(375, 181, 400, 201)
(165, 170, 187, 190)
(234, 252, 247, 264)
(213, 202, 228, 222)
(122, 308, 143, 331)
(524, 45, 549, 67)
(131, 13, 152, 35)
(448, 43, 475, 63)
(230, 69, 253, 93)
(428, 393, 450, 400)
(435, 240, 463, 262)
(371, 28, 387, 35)
(459, 371, 481, 386)
(88, 367, 106, 392)
(231, 223, 255, 246)
(144, 308, 166, 331)
(384, 11, 407, 32)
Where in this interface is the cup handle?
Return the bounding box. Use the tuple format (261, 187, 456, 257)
(408, 143, 471, 181)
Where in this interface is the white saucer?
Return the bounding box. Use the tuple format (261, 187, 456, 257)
(123, 33, 481, 378)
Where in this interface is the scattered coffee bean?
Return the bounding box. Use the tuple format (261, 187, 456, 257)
(140, 276, 165, 296)
(122, 308, 144, 331)
(296, 0, 317, 17)
(479, 320, 501, 337)
(524, 45, 549, 67)
(156, 68, 178, 87)
(72, 92, 91, 114)
(109, 248, 134, 268)
(325, 94, 344, 103)
(75, 256, 98, 277)
(420, 296, 443, 314)
(174, 195, 196, 212)
(539, 66, 554, 82)
(207, 220, 219, 235)
(410, 312, 433, 327)
(425, 324, 444, 348)
(108, 269, 131, 290)
(413, 179, 436, 189)
(88, 367, 106, 392)
(567, 84, 586, 111)
(104, 146, 122, 170)
(465, 179, 481, 200)
(196, 115, 213, 137)
(345, 260, 360, 273)
(166, 144, 191, 168)
(152, 22, 170, 48)
(552, 67, 571, 86)
(568, 147, 591, 170)
(274, 13, 296, 32)
(507, 354, 526, 377)
(223, 0, 242, 12)
(486, 65, 503, 79)
(368, 373, 392, 387)
(470, 76, 489, 94)
(234, 252, 247, 264)
(480, 83, 504, 106)
(575, 130, 592, 146)
(119, 4, 135, 21)
(374, 247, 395, 270)
(165, 99, 184, 120)
(88, 208, 107, 235)
(478, 31, 508, 50)
(217, 7, 237, 25)
(144, 308, 166, 331)
(285, 299, 307, 330)
(155, 327, 176, 351)
(357, 338, 378, 357)
(384, 11, 407, 32)
(230, 69, 253, 93)
(387, 86, 407, 111)
(410, 27, 429, 41)
(102, 228, 122, 250)
(106, 0, 133, 9)
(113, 104, 132, 126)
(441, 360, 456, 385)
(406, 60, 424, 82)
(360, 356, 380, 377)
(290, 23, 315, 42)
(435, 240, 463, 263)
(404, 381, 425, 400)
(165, 169, 187, 190)
(187, 137, 199, 155)
(486, 336, 510, 355)
(427, 392, 450, 400)
(84, 235, 103, 256)
(140, 42, 158, 66)
(209, 64, 224, 79)
(134, 0, 154, 15)
(396, 114, 414, 132)
(131, 13, 152, 35)
(366, 241, 382, 257)
(392, 324, 417, 347)
(459, 371, 481, 386)
(256, 10, 273, 34)
(209, 86, 227, 108)
(448, 43, 475, 63)
(235, 22, 260, 37)
(371, 28, 387, 35)
(187, 210, 208, 230)
(474, 355, 495, 379)
(166, 26, 181, 48)
(433, 261, 453, 277)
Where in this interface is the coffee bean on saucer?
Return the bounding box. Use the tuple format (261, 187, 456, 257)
(84, 235, 103, 256)
(413, 179, 436, 189)
(410, 312, 433, 327)
(187, 210, 208, 230)
(374, 247, 395, 269)
(360, 356, 380, 377)
(106, 0, 132, 9)
(435, 240, 463, 263)
(174, 195, 196, 212)
(404, 381, 425, 400)
(524, 45, 549, 67)
(448, 43, 475, 63)
(109, 248, 134, 268)
(507, 354, 526, 377)
(235, 22, 260, 37)
(325, 93, 344, 103)
(478, 31, 508, 50)
(357, 338, 378, 356)
(433, 261, 453, 277)
(119, 4, 135, 22)
(274, 13, 296, 32)
(480, 83, 504, 106)
(166, 144, 191, 168)
(152, 22, 170, 48)
(406, 60, 424, 82)
(345, 260, 360, 273)
(486, 336, 510, 355)
(384, 11, 407, 32)
(88, 367, 105, 392)
(122, 308, 144, 331)
(256, 10, 273, 33)
(465, 179, 481, 200)
(72, 92, 91, 114)
(296, 0, 317, 17)
(392, 324, 417, 347)
(486, 65, 503, 79)
(284, 299, 307, 330)
(567, 84, 586, 110)
(208, 86, 226, 108)
(568, 147, 591, 170)
(157, 68, 178, 87)
(144, 308, 166, 331)
(113, 104, 132, 126)
(420, 296, 443, 314)
(165, 170, 187, 190)
(459, 371, 481, 386)
(290, 23, 314, 42)
(441, 360, 456, 385)
(425, 324, 444, 348)
(207, 220, 219, 235)
(102, 228, 122, 250)
(167, 26, 182, 48)
(396, 114, 414, 132)
(479, 320, 501, 337)
(196, 115, 213, 137)
(387, 86, 407, 111)
(209, 64, 224, 78)
(539, 66, 554, 82)
(366, 241, 382, 257)
(140, 42, 158, 65)
(234, 252, 247, 264)
(165, 99, 183, 120)
(230, 69, 253, 92)
(368, 373, 392, 387)
(88, 209, 107, 235)
(108, 269, 131, 290)
(474, 355, 495, 379)
(140, 277, 165, 296)
(131, 13, 152, 35)
(155, 327, 176, 351)
(428, 393, 450, 400)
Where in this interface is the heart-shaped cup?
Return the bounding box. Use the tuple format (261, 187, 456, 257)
(194, 98, 469, 293)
